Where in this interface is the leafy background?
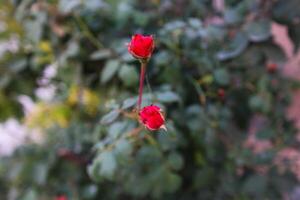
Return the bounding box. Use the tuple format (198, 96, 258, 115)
(0, 0, 300, 199)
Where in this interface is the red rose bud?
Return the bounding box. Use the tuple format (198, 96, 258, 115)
(55, 195, 68, 200)
(266, 63, 277, 73)
(217, 88, 225, 100)
(139, 105, 166, 131)
(128, 34, 154, 60)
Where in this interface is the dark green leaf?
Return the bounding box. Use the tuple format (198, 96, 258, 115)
(245, 20, 271, 42)
(101, 60, 120, 84)
(156, 91, 180, 103)
(100, 110, 120, 124)
(118, 64, 139, 87)
(217, 32, 248, 60)
(213, 68, 230, 86)
(90, 49, 112, 60)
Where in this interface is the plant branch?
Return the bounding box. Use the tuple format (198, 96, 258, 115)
(73, 15, 103, 49)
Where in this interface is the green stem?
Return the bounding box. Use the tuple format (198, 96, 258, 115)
(74, 15, 103, 49)
(137, 62, 147, 110)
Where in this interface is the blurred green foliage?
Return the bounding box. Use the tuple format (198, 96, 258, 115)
(0, 0, 300, 199)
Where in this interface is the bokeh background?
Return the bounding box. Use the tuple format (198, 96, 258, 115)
(1, 0, 300, 199)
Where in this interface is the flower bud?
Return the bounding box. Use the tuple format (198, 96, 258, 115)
(128, 34, 154, 61)
(218, 88, 225, 100)
(266, 63, 277, 73)
(55, 195, 68, 200)
(139, 105, 166, 131)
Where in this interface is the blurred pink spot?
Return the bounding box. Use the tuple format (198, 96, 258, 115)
(272, 22, 300, 142)
(274, 147, 300, 181)
(244, 115, 272, 154)
(212, 0, 224, 12)
(272, 22, 294, 59)
(287, 91, 300, 127)
(0, 119, 43, 157)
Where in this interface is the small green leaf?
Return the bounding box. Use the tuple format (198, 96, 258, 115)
(242, 175, 267, 196)
(224, 9, 242, 25)
(9, 59, 27, 72)
(256, 129, 274, 140)
(100, 110, 120, 124)
(167, 152, 184, 170)
(99, 151, 117, 180)
(115, 139, 132, 156)
(118, 64, 139, 87)
(217, 32, 248, 61)
(245, 20, 271, 42)
(59, 0, 81, 13)
(156, 91, 180, 103)
(90, 49, 112, 60)
(213, 69, 230, 86)
(83, 0, 107, 11)
(21, 189, 38, 200)
(33, 163, 48, 185)
(165, 172, 181, 193)
(101, 60, 120, 84)
(64, 41, 80, 58)
(108, 122, 127, 139)
(82, 184, 98, 199)
(201, 74, 214, 85)
(121, 97, 137, 109)
(249, 94, 271, 113)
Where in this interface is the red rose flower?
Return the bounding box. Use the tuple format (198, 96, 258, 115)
(128, 34, 154, 60)
(139, 105, 166, 131)
(55, 195, 68, 200)
(266, 63, 277, 73)
(217, 88, 225, 100)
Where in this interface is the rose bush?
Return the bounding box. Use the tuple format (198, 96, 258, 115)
(0, 0, 300, 199)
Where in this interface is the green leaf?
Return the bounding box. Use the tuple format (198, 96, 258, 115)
(100, 110, 120, 124)
(272, 0, 300, 24)
(108, 121, 127, 139)
(99, 151, 117, 180)
(261, 43, 286, 63)
(242, 175, 267, 196)
(90, 49, 112, 60)
(115, 139, 132, 156)
(21, 189, 38, 200)
(24, 19, 43, 44)
(224, 9, 242, 25)
(165, 172, 181, 193)
(82, 184, 98, 199)
(256, 129, 274, 140)
(83, 0, 107, 11)
(156, 91, 180, 103)
(133, 11, 149, 26)
(101, 60, 120, 84)
(33, 163, 48, 185)
(188, 18, 202, 29)
(217, 32, 248, 61)
(59, 0, 81, 13)
(167, 152, 184, 170)
(213, 68, 230, 86)
(64, 41, 80, 58)
(245, 19, 271, 42)
(9, 59, 27, 72)
(249, 94, 271, 113)
(121, 97, 137, 109)
(118, 64, 139, 87)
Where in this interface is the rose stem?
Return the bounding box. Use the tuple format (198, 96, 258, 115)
(137, 61, 146, 110)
